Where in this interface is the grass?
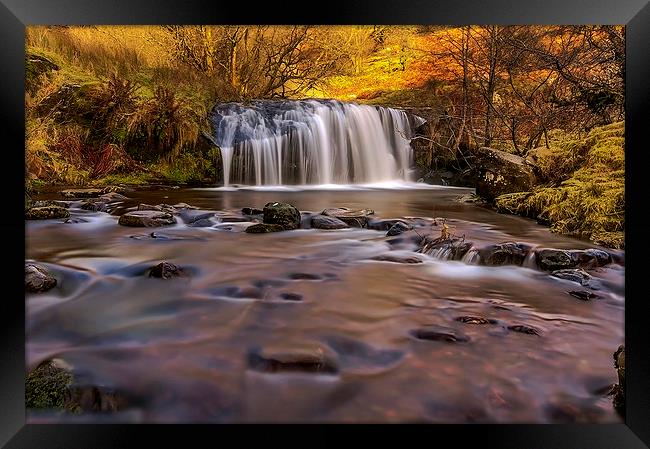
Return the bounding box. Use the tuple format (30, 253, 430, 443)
(495, 121, 624, 249)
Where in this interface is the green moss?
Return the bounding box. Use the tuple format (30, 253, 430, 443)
(495, 121, 625, 249)
(26, 361, 74, 410)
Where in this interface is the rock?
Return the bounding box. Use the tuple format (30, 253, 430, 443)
(367, 218, 406, 231)
(118, 210, 176, 227)
(612, 345, 625, 416)
(64, 217, 90, 224)
(418, 236, 473, 260)
(279, 292, 303, 302)
(99, 192, 128, 202)
(101, 185, 129, 195)
(137, 203, 163, 212)
(474, 147, 538, 202)
(247, 344, 339, 374)
(288, 272, 322, 280)
(31, 200, 69, 209)
(568, 290, 600, 301)
(80, 200, 107, 212)
(371, 254, 423, 264)
(386, 221, 412, 236)
(551, 269, 599, 288)
(507, 324, 541, 336)
(242, 207, 264, 216)
(179, 209, 215, 224)
(479, 242, 532, 266)
(263, 202, 301, 230)
(410, 326, 470, 343)
(571, 249, 612, 268)
(535, 249, 577, 271)
(218, 214, 249, 223)
(245, 223, 284, 233)
(25, 263, 57, 293)
(60, 188, 104, 199)
(173, 202, 198, 210)
(149, 262, 186, 279)
(311, 215, 349, 230)
(187, 218, 214, 228)
(26, 359, 126, 412)
(25, 206, 70, 220)
(455, 316, 498, 325)
(321, 207, 374, 228)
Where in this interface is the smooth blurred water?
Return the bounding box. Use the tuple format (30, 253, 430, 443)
(26, 186, 624, 423)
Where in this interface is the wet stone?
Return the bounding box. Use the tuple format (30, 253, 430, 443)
(263, 202, 301, 230)
(321, 207, 374, 228)
(478, 242, 532, 266)
(410, 327, 470, 343)
(311, 214, 349, 230)
(242, 207, 264, 216)
(25, 263, 57, 293)
(371, 254, 423, 264)
(288, 272, 322, 280)
(118, 210, 176, 227)
(455, 316, 498, 325)
(187, 218, 214, 228)
(535, 249, 576, 271)
(60, 188, 104, 199)
(26, 206, 70, 220)
(245, 223, 284, 233)
(280, 292, 303, 302)
(367, 218, 407, 231)
(247, 345, 339, 374)
(148, 262, 186, 279)
(386, 221, 412, 236)
(568, 290, 599, 301)
(64, 217, 90, 224)
(551, 268, 599, 288)
(507, 324, 541, 336)
(80, 200, 107, 212)
(418, 236, 473, 260)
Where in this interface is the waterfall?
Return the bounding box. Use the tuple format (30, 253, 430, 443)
(210, 99, 417, 186)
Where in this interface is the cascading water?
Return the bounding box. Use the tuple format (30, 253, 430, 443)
(210, 99, 420, 186)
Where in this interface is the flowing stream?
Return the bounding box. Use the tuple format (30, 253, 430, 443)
(26, 186, 624, 423)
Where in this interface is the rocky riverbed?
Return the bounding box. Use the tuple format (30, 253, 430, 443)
(25, 185, 624, 423)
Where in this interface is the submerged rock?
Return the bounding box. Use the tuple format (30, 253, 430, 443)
(25, 263, 57, 293)
(263, 202, 301, 230)
(247, 344, 339, 374)
(321, 207, 374, 228)
(455, 316, 498, 325)
(371, 254, 423, 264)
(25, 206, 70, 220)
(507, 324, 541, 336)
(568, 290, 600, 301)
(311, 214, 349, 230)
(410, 326, 470, 343)
(149, 262, 186, 279)
(479, 242, 532, 266)
(118, 210, 176, 227)
(245, 223, 284, 233)
(418, 236, 473, 260)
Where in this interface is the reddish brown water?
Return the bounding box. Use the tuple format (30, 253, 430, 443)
(26, 186, 624, 423)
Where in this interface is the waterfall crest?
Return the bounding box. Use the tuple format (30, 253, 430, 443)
(210, 99, 416, 186)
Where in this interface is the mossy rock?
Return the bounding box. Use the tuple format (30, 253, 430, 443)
(26, 360, 74, 410)
(245, 223, 285, 233)
(60, 189, 104, 199)
(118, 210, 176, 227)
(25, 206, 70, 220)
(535, 249, 576, 271)
(263, 202, 301, 230)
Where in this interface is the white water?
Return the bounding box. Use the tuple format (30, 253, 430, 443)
(210, 100, 417, 186)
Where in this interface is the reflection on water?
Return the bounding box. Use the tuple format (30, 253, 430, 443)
(26, 186, 624, 423)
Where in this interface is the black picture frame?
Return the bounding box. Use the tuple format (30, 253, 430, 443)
(3, 0, 649, 447)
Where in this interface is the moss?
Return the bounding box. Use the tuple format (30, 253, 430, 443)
(25, 361, 74, 410)
(494, 121, 624, 249)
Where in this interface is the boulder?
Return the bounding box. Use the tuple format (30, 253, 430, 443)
(479, 242, 532, 266)
(118, 210, 176, 227)
(535, 249, 576, 271)
(571, 249, 612, 268)
(59, 188, 104, 199)
(26, 206, 70, 220)
(321, 207, 374, 228)
(263, 202, 301, 230)
(25, 263, 57, 293)
(311, 215, 349, 230)
(149, 262, 186, 279)
(418, 236, 473, 260)
(474, 147, 538, 202)
(387, 222, 412, 236)
(245, 223, 285, 233)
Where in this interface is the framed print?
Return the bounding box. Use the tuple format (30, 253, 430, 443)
(2, 0, 650, 447)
